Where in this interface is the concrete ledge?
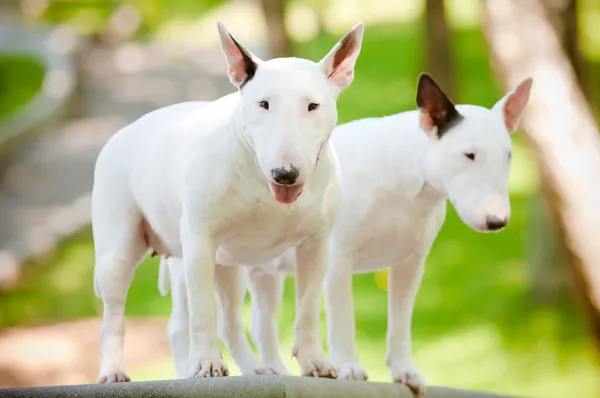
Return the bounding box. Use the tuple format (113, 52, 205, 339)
(0, 375, 515, 398)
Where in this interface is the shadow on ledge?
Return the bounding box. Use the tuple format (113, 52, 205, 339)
(0, 374, 517, 398)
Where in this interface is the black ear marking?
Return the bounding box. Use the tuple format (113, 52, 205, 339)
(229, 33, 258, 89)
(416, 73, 463, 138)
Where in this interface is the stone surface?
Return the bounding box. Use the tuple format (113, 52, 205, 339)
(0, 375, 515, 398)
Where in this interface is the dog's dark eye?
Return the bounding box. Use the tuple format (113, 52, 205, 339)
(508, 152, 512, 160)
(259, 100, 269, 110)
(308, 103, 319, 112)
(465, 153, 476, 161)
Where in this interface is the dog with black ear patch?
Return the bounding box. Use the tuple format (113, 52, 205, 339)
(159, 72, 533, 395)
(91, 21, 365, 383)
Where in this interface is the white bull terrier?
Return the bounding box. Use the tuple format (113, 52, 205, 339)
(159, 73, 533, 393)
(92, 20, 364, 383)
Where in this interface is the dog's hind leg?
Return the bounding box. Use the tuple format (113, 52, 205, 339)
(161, 258, 191, 378)
(247, 267, 289, 374)
(214, 265, 272, 375)
(325, 254, 368, 381)
(92, 200, 147, 383)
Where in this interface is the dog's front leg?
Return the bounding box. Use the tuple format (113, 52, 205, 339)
(386, 259, 426, 395)
(181, 219, 228, 378)
(293, 238, 336, 378)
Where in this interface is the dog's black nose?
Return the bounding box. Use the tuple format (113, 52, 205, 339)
(271, 165, 299, 186)
(486, 216, 508, 231)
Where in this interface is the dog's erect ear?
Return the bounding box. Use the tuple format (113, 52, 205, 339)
(416, 73, 463, 139)
(319, 22, 364, 91)
(217, 21, 262, 88)
(492, 78, 533, 134)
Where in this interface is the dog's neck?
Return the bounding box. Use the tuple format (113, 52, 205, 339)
(416, 140, 448, 208)
(416, 181, 446, 212)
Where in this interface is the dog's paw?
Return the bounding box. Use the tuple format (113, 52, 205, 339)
(389, 364, 426, 396)
(239, 364, 277, 376)
(191, 359, 229, 378)
(265, 361, 291, 375)
(298, 359, 337, 378)
(252, 366, 278, 375)
(335, 362, 368, 381)
(97, 369, 131, 383)
(246, 362, 290, 375)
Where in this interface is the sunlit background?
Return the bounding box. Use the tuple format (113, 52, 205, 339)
(0, 0, 600, 397)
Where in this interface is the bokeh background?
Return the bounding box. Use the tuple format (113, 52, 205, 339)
(1, 0, 600, 397)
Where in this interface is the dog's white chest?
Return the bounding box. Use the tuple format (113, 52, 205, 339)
(335, 186, 446, 273)
(215, 199, 320, 266)
(352, 209, 426, 271)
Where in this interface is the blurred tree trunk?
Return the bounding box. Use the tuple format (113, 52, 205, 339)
(260, 0, 292, 58)
(485, 0, 600, 351)
(542, 0, 594, 108)
(425, 0, 454, 99)
(528, 0, 580, 301)
(527, 189, 569, 303)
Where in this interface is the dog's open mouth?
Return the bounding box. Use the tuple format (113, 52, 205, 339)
(269, 181, 304, 204)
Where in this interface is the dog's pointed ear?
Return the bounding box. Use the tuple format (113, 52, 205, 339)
(217, 21, 262, 88)
(416, 73, 463, 139)
(492, 77, 533, 134)
(319, 21, 364, 91)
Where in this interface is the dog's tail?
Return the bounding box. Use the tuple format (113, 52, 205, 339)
(158, 256, 170, 296)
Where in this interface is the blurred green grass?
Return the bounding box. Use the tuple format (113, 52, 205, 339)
(0, 22, 598, 398)
(0, 56, 44, 122)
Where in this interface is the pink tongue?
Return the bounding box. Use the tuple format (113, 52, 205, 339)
(271, 183, 304, 204)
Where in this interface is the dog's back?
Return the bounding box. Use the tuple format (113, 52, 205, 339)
(332, 111, 428, 196)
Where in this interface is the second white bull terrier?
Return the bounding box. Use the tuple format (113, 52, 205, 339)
(159, 73, 533, 394)
(92, 20, 364, 383)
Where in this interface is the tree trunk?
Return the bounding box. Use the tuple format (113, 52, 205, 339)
(260, 0, 292, 58)
(425, 0, 455, 100)
(526, 0, 578, 301)
(484, 0, 600, 351)
(527, 189, 569, 304)
(542, 0, 592, 107)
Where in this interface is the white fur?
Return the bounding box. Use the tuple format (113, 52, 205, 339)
(159, 258, 291, 376)
(92, 21, 364, 383)
(159, 77, 533, 391)
(323, 79, 530, 395)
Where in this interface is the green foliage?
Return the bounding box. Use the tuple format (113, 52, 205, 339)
(0, 56, 45, 122)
